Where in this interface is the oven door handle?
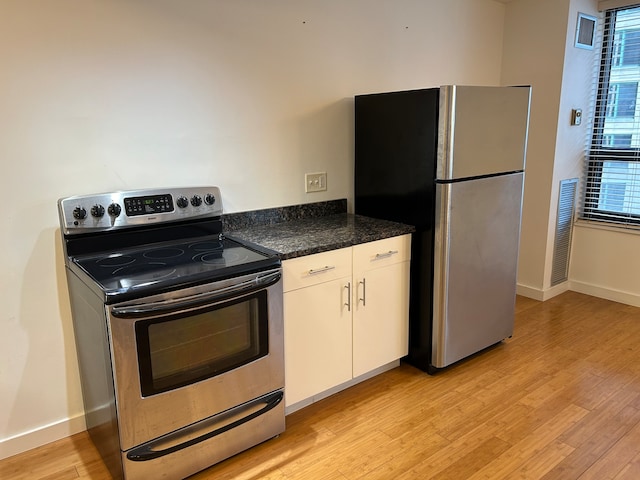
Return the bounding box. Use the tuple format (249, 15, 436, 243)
(111, 270, 281, 318)
(126, 390, 284, 462)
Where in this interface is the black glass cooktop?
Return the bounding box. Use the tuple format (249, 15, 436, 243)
(72, 237, 279, 296)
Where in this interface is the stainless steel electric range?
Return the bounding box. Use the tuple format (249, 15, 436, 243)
(58, 186, 284, 480)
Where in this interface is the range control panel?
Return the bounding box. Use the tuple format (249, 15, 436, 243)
(124, 194, 175, 216)
(58, 186, 223, 235)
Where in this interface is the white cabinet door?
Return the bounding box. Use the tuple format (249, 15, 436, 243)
(283, 277, 353, 406)
(283, 248, 353, 407)
(352, 235, 411, 378)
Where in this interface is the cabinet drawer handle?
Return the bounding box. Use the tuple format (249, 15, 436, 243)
(375, 250, 399, 259)
(308, 265, 336, 275)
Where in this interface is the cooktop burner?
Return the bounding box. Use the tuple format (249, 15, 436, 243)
(59, 187, 282, 302)
(73, 237, 276, 296)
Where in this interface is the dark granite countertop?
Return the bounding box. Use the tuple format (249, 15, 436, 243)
(227, 211, 415, 260)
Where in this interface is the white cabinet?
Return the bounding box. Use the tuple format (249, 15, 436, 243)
(352, 235, 411, 377)
(282, 247, 353, 406)
(282, 235, 411, 408)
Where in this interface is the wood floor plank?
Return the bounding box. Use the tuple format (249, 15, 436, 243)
(0, 436, 85, 480)
(613, 451, 640, 479)
(560, 386, 640, 449)
(540, 405, 640, 480)
(510, 439, 575, 479)
(2, 292, 640, 480)
(429, 436, 512, 480)
(38, 466, 79, 480)
(576, 418, 640, 480)
(464, 403, 588, 480)
(353, 428, 449, 480)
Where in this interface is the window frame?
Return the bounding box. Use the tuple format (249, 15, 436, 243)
(583, 7, 640, 226)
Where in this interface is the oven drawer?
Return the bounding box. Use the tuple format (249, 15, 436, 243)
(283, 247, 352, 292)
(122, 390, 285, 479)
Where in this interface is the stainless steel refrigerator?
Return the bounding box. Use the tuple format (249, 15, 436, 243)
(354, 85, 531, 373)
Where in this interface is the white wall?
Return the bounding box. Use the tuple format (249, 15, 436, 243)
(501, 0, 625, 305)
(0, 0, 509, 458)
(552, 0, 600, 294)
(501, 0, 571, 297)
(571, 224, 640, 306)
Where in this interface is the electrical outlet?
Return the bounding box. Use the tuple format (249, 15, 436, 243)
(305, 172, 327, 193)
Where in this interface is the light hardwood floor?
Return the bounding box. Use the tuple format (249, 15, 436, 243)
(3, 291, 640, 479)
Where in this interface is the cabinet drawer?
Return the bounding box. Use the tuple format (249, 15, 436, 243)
(353, 234, 411, 272)
(283, 247, 352, 292)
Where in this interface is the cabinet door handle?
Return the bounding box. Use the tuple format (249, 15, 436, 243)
(308, 265, 335, 275)
(375, 250, 399, 259)
(344, 282, 351, 312)
(359, 278, 366, 306)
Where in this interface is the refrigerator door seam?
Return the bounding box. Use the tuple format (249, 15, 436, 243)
(435, 169, 524, 184)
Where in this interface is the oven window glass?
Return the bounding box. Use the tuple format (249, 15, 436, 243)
(136, 291, 268, 396)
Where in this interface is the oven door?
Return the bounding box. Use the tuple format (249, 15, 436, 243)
(107, 268, 284, 451)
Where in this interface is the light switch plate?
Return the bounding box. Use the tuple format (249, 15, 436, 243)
(305, 172, 327, 193)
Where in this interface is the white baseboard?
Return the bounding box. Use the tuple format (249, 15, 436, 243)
(568, 281, 640, 307)
(516, 282, 570, 301)
(0, 413, 86, 460)
(518, 281, 640, 307)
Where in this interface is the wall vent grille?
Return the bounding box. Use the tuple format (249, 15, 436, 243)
(551, 178, 578, 286)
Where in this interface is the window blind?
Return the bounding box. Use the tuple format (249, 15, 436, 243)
(599, 1, 640, 12)
(582, 4, 640, 227)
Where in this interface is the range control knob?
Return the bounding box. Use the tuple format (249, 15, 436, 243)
(176, 196, 189, 209)
(191, 194, 202, 207)
(90, 204, 105, 218)
(204, 193, 216, 206)
(72, 206, 87, 220)
(108, 203, 122, 217)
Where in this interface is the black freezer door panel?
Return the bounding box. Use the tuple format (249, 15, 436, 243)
(354, 88, 439, 230)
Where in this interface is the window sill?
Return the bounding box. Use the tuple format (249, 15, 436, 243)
(574, 218, 640, 235)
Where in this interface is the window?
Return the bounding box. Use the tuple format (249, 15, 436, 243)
(583, 6, 640, 226)
(605, 82, 638, 117)
(603, 133, 633, 146)
(613, 28, 640, 66)
(600, 181, 627, 211)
